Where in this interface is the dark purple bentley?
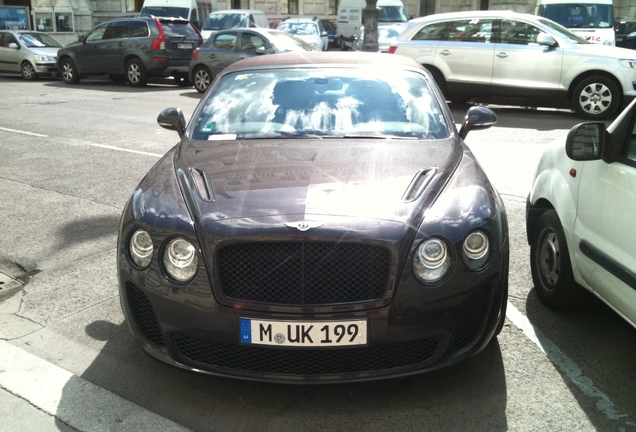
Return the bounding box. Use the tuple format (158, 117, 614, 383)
(117, 52, 508, 383)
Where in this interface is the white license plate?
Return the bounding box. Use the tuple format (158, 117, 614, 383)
(240, 318, 367, 347)
(177, 43, 193, 49)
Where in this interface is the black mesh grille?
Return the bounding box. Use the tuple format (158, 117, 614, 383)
(127, 284, 164, 347)
(450, 286, 491, 352)
(217, 242, 391, 305)
(173, 334, 441, 376)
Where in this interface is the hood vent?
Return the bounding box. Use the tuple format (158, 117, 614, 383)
(402, 168, 436, 202)
(190, 167, 215, 202)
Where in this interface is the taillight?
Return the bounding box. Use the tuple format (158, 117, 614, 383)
(192, 48, 199, 59)
(387, 46, 397, 54)
(152, 18, 166, 50)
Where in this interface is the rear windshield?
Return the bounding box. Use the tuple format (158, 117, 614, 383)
(161, 21, 201, 39)
(202, 14, 248, 31)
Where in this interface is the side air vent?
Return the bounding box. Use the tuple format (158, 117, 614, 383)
(190, 167, 215, 202)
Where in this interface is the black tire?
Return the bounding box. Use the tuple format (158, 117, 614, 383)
(21, 62, 38, 80)
(339, 38, 349, 51)
(126, 59, 148, 87)
(60, 58, 80, 84)
(530, 210, 582, 309)
(424, 66, 448, 99)
(192, 65, 212, 93)
(572, 75, 620, 120)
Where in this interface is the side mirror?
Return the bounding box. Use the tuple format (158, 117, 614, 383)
(459, 106, 497, 139)
(565, 122, 605, 161)
(78, 35, 86, 43)
(254, 46, 267, 55)
(536, 32, 557, 47)
(157, 107, 187, 139)
(8, 42, 19, 49)
(321, 31, 328, 37)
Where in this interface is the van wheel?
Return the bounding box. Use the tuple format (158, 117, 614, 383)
(60, 58, 80, 84)
(192, 65, 212, 93)
(338, 39, 349, 51)
(21, 62, 38, 80)
(126, 59, 148, 87)
(572, 76, 620, 120)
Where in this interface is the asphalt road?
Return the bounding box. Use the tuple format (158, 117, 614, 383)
(1, 74, 635, 432)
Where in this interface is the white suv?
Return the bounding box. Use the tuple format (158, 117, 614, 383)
(526, 99, 636, 328)
(277, 17, 329, 51)
(388, 11, 636, 120)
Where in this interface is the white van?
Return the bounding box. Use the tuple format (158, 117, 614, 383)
(140, 0, 217, 29)
(200, 9, 269, 40)
(336, 0, 408, 50)
(536, 0, 615, 45)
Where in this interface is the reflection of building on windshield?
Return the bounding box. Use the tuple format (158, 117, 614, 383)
(193, 71, 449, 140)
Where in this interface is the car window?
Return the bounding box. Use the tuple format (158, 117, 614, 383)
(213, 33, 237, 50)
(18, 32, 63, 47)
(499, 20, 541, 45)
(161, 21, 200, 39)
(86, 24, 108, 42)
(191, 68, 450, 140)
(4, 33, 18, 46)
(240, 33, 266, 53)
(103, 21, 129, 40)
(624, 112, 636, 165)
(412, 19, 493, 43)
(128, 21, 149, 38)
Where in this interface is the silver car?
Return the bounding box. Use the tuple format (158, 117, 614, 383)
(0, 30, 63, 80)
(389, 11, 636, 120)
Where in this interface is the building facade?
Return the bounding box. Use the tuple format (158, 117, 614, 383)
(0, 0, 634, 44)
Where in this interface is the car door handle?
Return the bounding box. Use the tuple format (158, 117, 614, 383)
(496, 52, 509, 58)
(439, 49, 451, 56)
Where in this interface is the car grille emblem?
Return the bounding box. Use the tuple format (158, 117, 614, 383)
(285, 221, 323, 232)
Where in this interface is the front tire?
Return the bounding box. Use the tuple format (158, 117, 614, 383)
(21, 62, 38, 80)
(192, 65, 212, 93)
(572, 76, 620, 120)
(530, 210, 582, 309)
(60, 58, 80, 84)
(126, 59, 148, 87)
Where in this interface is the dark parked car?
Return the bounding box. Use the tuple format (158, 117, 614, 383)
(117, 52, 509, 383)
(189, 28, 313, 93)
(0, 30, 63, 80)
(615, 20, 636, 50)
(57, 16, 202, 87)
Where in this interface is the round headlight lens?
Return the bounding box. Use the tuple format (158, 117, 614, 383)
(412, 238, 452, 284)
(463, 231, 490, 270)
(163, 237, 198, 283)
(129, 229, 153, 268)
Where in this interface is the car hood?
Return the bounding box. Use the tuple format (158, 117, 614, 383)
(27, 47, 60, 56)
(567, 42, 636, 59)
(174, 138, 460, 229)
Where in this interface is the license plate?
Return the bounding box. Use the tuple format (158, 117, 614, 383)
(177, 43, 193, 49)
(240, 318, 367, 347)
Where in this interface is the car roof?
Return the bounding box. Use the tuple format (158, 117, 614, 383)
(223, 51, 424, 72)
(409, 9, 541, 24)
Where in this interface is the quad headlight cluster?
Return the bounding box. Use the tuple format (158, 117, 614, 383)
(128, 229, 198, 283)
(412, 230, 490, 284)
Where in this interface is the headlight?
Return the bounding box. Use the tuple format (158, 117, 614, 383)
(412, 238, 452, 284)
(163, 237, 198, 283)
(129, 229, 153, 268)
(619, 59, 636, 69)
(463, 230, 490, 271)
(34, 55, 55, 62)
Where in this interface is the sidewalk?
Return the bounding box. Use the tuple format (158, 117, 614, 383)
(0, 341, 191, 432)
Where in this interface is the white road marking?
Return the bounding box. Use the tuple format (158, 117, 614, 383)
(506, 301, 633, 426)
(88, 143, 164, 158)
(0, 127, 48, 138)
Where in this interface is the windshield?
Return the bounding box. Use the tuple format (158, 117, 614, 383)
(378, 6, 409, 23)
(18, 33, 63, 48)
(141, 6, 189, 19)
(267, 30, 315, 51)
(203, 14, 247, 30)
(278, 22, 320, 36)
(539, 3, 613, 29)
(190, 68, 449, 140)
(537, 17, 590, 43)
